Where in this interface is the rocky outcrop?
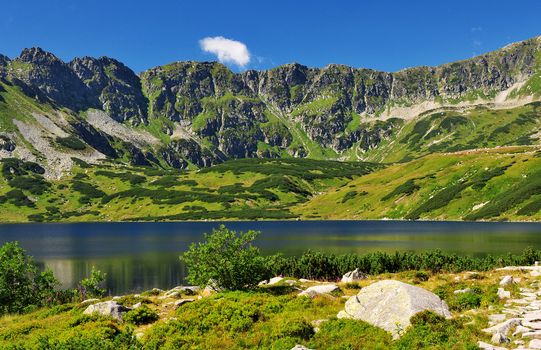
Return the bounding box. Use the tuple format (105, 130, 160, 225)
(337, 280, 451, 337)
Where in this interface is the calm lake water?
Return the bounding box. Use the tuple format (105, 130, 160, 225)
(1, 220, 541, 294)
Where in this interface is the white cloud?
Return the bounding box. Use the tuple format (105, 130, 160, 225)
(199, 36, 251, 67)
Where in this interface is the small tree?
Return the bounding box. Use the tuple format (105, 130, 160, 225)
(0, 241, 59, 314)
(180, 225, 269, 290)
(78, 267, 106, 299)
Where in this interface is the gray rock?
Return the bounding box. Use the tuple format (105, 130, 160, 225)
(298, 284, 339, 298)
(453, 288, 472, 294)
(311, 319, 328, 333)
(290, 346, 314, 350)
(337, 280, 450, 337)
(488, 314, 507, 324)
(497, 288, 511, 299)
(491, 331, 510, 344)
(341, 268, 368, 283)
(483, 318, 522, 336)
(531, 339, 541, 349)
(174, 298, 195, 308)
(522, 330, 541, 339)
(513, 325, 532, 336)
(500, 275, 515, 286)
(83, 301, 130, 321)
(477, 341, 508, 350)
(268, 277, 284, 285)
(80, 298, 100, 305)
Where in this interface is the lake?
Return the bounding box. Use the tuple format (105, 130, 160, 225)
(1, 220, 541, 294)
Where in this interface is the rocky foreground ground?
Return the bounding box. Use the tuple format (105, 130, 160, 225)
(74, 265, 541, 349)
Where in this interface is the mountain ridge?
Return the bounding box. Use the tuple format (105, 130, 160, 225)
(0, 35, 540, 179)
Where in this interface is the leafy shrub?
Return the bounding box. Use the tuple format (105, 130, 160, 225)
(270, 247, 541, 280)
(71, 181, 106, 200)
(78, 267, 106, 299)
(56, 136, 86, 150)
(0, 189, 35, 207)
(181, 225, 270, 290)
(381, 179, 420, 201)
(395, 311, 479, 349)
(341, 190, 357, 203)
(272, 316, 314, 339)
(8, 176, 50, 195)
(448, 292, 482, 311)
(309, 318, 392, 349)
(123, 305, 158, 325)
(0, 242, 59, 315)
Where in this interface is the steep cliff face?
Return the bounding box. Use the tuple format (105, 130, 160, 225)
(0, 36, 540, 175)
(7, 48, 147, 125)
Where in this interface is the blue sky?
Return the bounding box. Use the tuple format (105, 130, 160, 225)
(1, 0, 540, 73)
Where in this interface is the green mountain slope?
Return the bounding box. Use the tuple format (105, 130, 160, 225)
(294, 146, 541, 221)
(1, 37, 541, 222)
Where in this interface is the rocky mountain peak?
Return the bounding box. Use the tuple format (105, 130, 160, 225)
(17, 47, 61, 65)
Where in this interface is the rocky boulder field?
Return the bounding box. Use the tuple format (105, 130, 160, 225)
(5, 264, 541, 349)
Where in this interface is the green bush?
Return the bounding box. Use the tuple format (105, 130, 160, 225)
(56, 136, 86, 150)
(0, 242, 59, 315)
(449, 292, 482, 311)
(180, 225, 270, 290)
(395, 311, 479, 349)
(123, 305, 158, 325)
(78, 267, 106, 300)
(309, 318, 392, 349)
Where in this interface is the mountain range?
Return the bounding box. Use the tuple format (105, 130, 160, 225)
(0, 36, 540, 222)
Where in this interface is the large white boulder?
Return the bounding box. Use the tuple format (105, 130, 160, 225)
(337, 280, 451, 337)
(83, 301, 130, 321)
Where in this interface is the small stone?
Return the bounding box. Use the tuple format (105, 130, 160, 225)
(454, 288, 472, 294)
(531, 339, 541, 349)
(290, 346, 313, 350)
(298, 284, 339, 298)
(311, 319, 328, 333)
(513, 325, 532, 336)
(491, 331, 510, 344)
(268, 277, 284, 285)
(497, 287, 511, 299)
(477, 340, 508, 350)
(523, 321, 541, 330)
(483, 318, 521, 336)
(80, 298, 100, 305)
(132, 302, 142, 309)
(500, 275, 514, 286)
(488, 314, 507, 324)
(341, 268, 368, 283)
(522, 330, 541, 339)
(174, 298, 195, 308)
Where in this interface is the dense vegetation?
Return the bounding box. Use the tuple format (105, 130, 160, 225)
(0, 237, 522, 349)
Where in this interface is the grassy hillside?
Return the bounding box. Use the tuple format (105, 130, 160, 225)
(295, 146, 541, 221)
(1, 145, 541, 222)
(362, 102, 541, 163)
(0, 158, 379, 222)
